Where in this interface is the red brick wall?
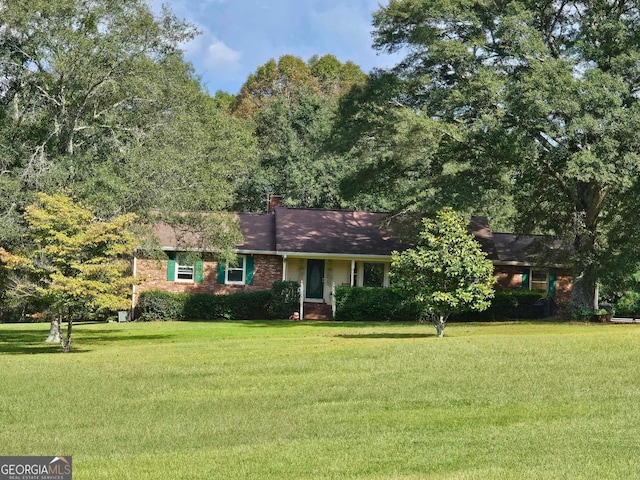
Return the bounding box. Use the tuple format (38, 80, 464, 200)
(493, 265, 572, 303)
(494, 265, 525, 290)
(134, 254, 283, 299)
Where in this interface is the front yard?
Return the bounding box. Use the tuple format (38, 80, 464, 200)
(1, 320, 640, 479)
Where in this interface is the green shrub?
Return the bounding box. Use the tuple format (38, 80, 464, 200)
(136, 289, 273, 321)
(137, 290, 188, 321)
(228, 290, 273, 320)
(491, 290, 546, 319)
(183, 294, 231, 320)
(614, 291, 640, 317)
(334, 286, 421, 321)
(271, 281, 300, 319)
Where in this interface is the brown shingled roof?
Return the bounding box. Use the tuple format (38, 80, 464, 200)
(151, 206, 566, 264)
(152, 213, 275, 252)
(238, 213, 275, 251)
(468, 216, 569, 266)
(274, 207, 411, 255)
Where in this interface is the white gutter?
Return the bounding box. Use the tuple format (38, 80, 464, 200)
(492, 260, 567, 268)
(158, 246, 392, 261)
(276, 251, 392, 261)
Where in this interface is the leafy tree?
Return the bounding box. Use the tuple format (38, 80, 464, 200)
(345, 0, 640, 311)
(231, 54, 367, 211)
(0, 0, 197, 198)
(0, 194, 138, 352)
(0, 0, 255, 296)
(391, 208, 494, 337)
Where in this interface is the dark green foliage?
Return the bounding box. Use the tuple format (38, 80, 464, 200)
(270, 281, 300, 319)
(342, 0, 640, 311)
(182, 294, 232, 321)
(231, 54, 367, 212)
(482, 291, 548, 321)
(334, 286, 421, 322)
(136, 290, 273, 321)
(228, 291, 273, 320)
(613, 291, 640, 317)
(137, 291, 188, 321)
(454, 290, 548, 321)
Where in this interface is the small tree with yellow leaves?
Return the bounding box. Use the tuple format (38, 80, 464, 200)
(0, 194, 138, 352)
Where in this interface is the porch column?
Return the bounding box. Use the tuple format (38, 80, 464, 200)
(131, 255, 138, 317)
(299, 280, 304, 320)
(350, 260, 355, 287)
(282, 255, 287, 281)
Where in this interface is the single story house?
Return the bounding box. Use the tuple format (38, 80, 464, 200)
(134, 196, 572, 319)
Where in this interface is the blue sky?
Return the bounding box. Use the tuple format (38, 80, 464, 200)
(155, 0, 398, 95)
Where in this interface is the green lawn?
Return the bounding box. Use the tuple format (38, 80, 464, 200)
(1, 320, 640, 479)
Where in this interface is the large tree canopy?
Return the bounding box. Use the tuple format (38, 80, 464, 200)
(348, 0, 640, 310)
(231, 54, 367, 211)
(0, 0, 257, 320)
(0, 0, 255, 234)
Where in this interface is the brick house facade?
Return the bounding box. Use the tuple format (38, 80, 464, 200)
(134, 198, 573, 318)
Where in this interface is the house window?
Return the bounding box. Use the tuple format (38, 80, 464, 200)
(530, 270, 548, 291)
(167, 252, 203, 283)
(226, 256, 246, 284)
(176, 264, 195, 282)
(363, 263, 384, 287)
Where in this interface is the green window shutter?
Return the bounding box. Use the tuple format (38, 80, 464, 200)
(195, 260, 204, 283)
(548, 272, 557, 296)
(246, 256, 254, 285)
(521, 269, 530, 290)
(167, 259, 176, 281)
(217, 261, 226, 284)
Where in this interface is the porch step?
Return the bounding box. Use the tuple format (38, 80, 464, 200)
(303, 302, 333, 320)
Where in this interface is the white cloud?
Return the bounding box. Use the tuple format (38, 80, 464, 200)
(205, 38, 242, 70)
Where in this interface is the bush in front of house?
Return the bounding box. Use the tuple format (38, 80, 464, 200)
(333, 287, 548, 323)
(136, 289, 274, 321)
(183, 294, 231, 320)
(137, 290, 188, 321)
(270, 281, 300, 319)
(454, 290, 548, 320)
(490, 290, 548, 319)
(334, 286, 421, 321)
(228, 290, 273, 320)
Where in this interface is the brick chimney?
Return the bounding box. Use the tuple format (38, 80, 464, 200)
(268, 195, 283, 213)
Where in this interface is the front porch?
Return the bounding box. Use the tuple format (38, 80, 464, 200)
(282, 255, 391, 320)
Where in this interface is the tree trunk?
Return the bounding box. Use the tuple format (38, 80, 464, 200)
(45, 317, 61, 343)
(569, 271, 599, 313)
(60, 314, 73, 353)
(569, 226, 600, 313)
(432, 314, 447, 337)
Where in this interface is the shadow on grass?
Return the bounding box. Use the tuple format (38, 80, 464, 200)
(231, 320, 421, 328)
(335, 333, 434, 339)
(0, 327, 174, 355)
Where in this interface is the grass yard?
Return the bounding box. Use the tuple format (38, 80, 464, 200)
(1, 320, 640, 479)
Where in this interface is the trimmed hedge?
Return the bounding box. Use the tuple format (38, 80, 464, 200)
(454, 290, 549, 321)
(137, 286, 551, 322)
(137, 291, 188, 321)
(334, 286, 421, 322)
(228, 290, 273, 320)
(488, 290, 549, 319)
(136, 289, 273, 321)
(335, 287, 549, 322)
